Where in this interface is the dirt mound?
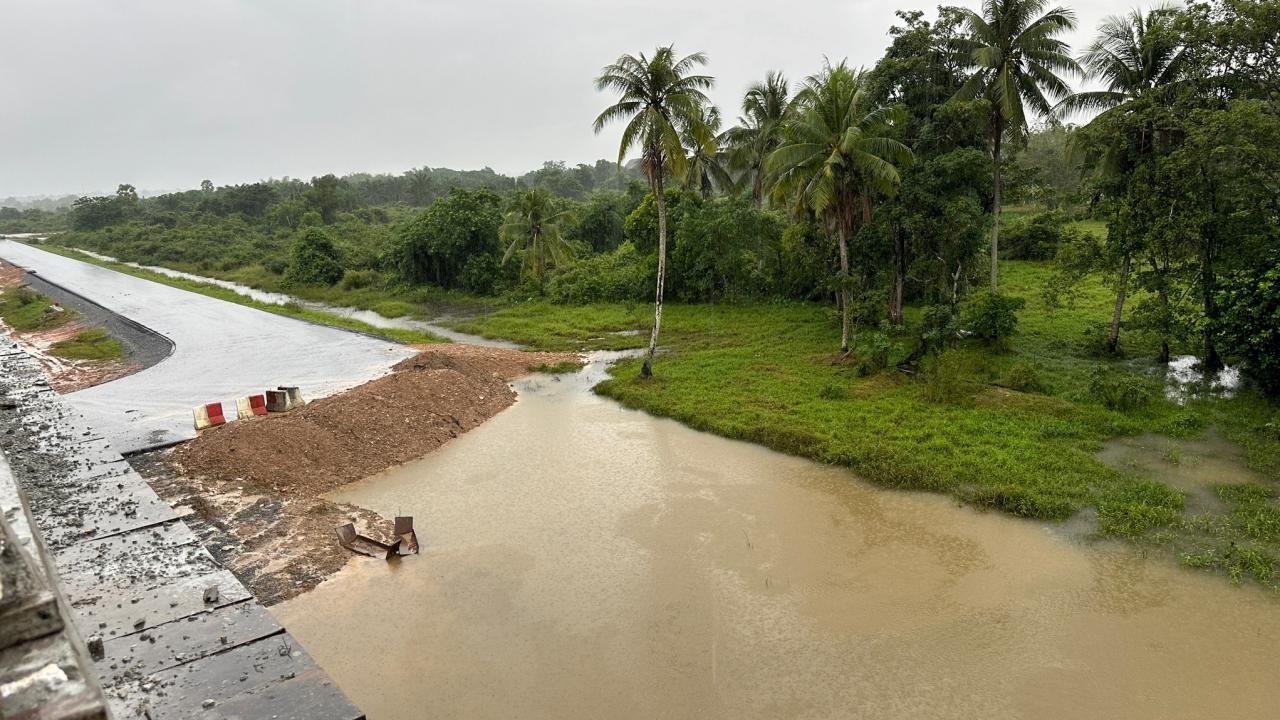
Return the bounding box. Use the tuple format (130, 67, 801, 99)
(172, 345, 580, 497)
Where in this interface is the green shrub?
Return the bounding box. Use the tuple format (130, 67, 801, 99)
(339, 269, 379, 291)
(918, 305, 961, 355)
(1001, 362, 1044, 393)
(922, 350, 974, 405)
(1087, 366, 1158, 411)
(853, 330, 893, 376)
(965, 292, 1026, 348)
(286, 227, 344, 286)
(547, 242, 653, 304)
(1002, 210, 1081, 260)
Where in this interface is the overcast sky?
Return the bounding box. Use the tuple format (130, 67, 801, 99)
(1, 0, 1118, 198)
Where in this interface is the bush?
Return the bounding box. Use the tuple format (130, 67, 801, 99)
(853, 330, 894, 376)
(547, 242, 653, 304)
(1087, 366, 1159, 411)
(285, 227, 344, 286)
(1001, 362, 1044, 393)
(922, 350, 975, 405)
(918, 305, 961, 355)
(339, 269, 379, 291)
(1002, 210, 1081, 260)
(965, 292, 1026, 348)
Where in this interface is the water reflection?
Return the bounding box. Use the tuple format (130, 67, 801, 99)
(1164, 354, 1241, 404)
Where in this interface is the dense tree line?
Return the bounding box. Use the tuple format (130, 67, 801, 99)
(36, 0, 1280, 390)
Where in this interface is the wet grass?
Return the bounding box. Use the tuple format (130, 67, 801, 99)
(457, 261, 1280, 590)
(49, 328, 124, 360)
(35, 245, 447, 345)
(0, 286, 79, 332)
(530, 360, 585, 374)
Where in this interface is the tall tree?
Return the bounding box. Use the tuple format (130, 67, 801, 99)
(594, 46, 714, 377)
(1062, 4, 1186, 354)
(722, 71, 791, 204)
(954, 0, 1079, 290)
(499, 188, 575, 291)
(1057, 4, 1186, 119)
(765, 62, 912, 353)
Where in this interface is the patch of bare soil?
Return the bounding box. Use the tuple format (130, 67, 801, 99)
(164, 344, 579, 603)
(0, 260, 138, 392)
(131, 450, 390, 606)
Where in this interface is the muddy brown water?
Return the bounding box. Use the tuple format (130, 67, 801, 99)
(272, 356, 1280, 720)
(1098, 429, 1265, 515)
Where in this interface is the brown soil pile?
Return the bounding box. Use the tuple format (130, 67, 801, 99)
(172, 344, 580, 497)
(161, 343, 578, 604)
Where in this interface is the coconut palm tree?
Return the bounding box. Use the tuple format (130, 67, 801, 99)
(682, 105, 732, 197)
(594, 46, 714, 377)
(722, 71, 792, 204)
(1056, 4, 1186, 355)
(765, 62, 912, 354)
(1056, 4, 1185, 121)
(954, 0, 1080, 290)
(499, 188, 575, 291)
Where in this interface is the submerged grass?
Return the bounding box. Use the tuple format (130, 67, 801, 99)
(35, 244, 447, 345)
(456, 261, 1280, 590)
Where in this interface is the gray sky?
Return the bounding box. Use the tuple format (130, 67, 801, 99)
(1, 0, 1117, 198)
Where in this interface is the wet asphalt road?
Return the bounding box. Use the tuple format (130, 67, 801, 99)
(0, 240, 417, 453)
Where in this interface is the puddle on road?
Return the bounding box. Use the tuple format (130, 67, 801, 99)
(1098, 429, 1264, 515)
(272, 356, 1280, 720)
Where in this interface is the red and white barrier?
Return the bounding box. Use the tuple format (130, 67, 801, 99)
(194, 385, 302, 431)
(235, 394, 268, 419)
(193, 402, 226, 430)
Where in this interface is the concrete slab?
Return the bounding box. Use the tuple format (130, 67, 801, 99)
(0, 240, 416, 453)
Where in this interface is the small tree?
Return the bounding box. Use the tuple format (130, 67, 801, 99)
(966, 291, 1026, 348)
(500, 188, 575, 291)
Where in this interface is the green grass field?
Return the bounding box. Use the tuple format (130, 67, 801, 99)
(451, 261, 1280, 589)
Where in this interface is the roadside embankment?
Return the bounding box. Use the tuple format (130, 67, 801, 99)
(0, 260, 166, 391)
(157, 344, 580, 603)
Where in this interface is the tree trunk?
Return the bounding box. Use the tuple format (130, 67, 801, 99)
(641, 179, 668, 377)
(889, 225, 905, 327)
(1107, 251, 1131, 354)
(836, 210, 852, 355)
(1201, 236, 1223, 371)
(990, 126, 1003, 292)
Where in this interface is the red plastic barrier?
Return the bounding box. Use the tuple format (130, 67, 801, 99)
(248, 394, 267, 416)
(205, 402, 226, 426)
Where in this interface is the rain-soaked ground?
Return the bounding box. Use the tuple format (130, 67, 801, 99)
(273, 354, 1280, 720)
(0, 240, 415, 452)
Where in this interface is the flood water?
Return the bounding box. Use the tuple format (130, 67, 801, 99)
(272, 355, 1280, 720)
